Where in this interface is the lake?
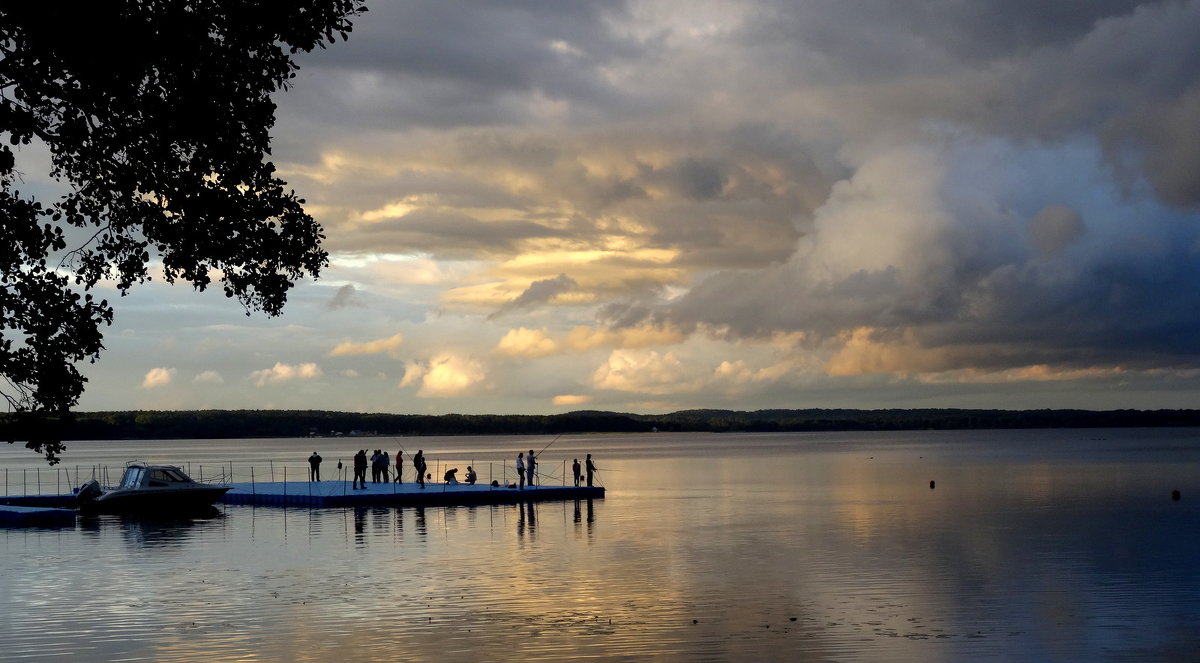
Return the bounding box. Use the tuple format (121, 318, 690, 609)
(2, 428, 1199, 662)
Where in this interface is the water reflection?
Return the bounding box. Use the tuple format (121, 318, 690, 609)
(3, 431, 1200, 662)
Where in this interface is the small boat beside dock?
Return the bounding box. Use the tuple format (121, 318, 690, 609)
(76, 463, 231, 514)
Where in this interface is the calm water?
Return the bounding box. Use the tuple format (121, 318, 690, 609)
(2, 429, 1199, 662)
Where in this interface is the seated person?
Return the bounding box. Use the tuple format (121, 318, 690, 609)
(464, 466, 477, 485)
(443, 468, 459, 484)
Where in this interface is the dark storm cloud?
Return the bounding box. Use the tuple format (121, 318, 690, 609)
(337, 209, 567, 259)
(661, 139, 1200, 371)
(283, 0, 1200, 379)
(490, 273, 579, 319)
(286, 0, 644, 130)
(324, 284, 364, 310)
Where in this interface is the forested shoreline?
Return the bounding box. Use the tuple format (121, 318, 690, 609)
(6, 408, 1200, 442)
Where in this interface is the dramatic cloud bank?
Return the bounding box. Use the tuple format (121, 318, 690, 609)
(76, 1, 1200, 413)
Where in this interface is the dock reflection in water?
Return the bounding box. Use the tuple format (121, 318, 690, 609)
(2, 430, 1200, 661)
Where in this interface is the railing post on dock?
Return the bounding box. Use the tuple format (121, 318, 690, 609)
(251, 466, 256, 495)
(23, 469, 26, 496)
(283, 467, 287, 496)
(270, 460, 275, 482)
(229, 461, 234, 483)
(37, 468, 41, 495)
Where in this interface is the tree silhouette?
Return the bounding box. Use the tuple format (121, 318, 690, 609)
(1, 1, 365, 462)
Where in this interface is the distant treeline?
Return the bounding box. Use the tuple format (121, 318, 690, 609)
(5, 408, 1200, 442)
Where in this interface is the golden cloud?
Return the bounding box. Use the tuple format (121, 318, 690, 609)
(329, 332, 405, 357)
(141, 367, 175, 389)
(497, 328, 560, 358)
(251, 362, 323, 387)
(403, 352, 486, 398)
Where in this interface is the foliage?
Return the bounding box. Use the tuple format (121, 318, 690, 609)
(5, 407, 1199, 443)
(0, 1, 365, 463)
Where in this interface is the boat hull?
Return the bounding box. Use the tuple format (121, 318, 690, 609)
(80, 486, 231, 514)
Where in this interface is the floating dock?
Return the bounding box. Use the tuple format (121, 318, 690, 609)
(0, 504, 77, 527)
(221, 480, 604, 507)
(0, 481, 603, 524)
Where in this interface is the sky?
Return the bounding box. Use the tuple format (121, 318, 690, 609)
(59, 1, 1200, 413)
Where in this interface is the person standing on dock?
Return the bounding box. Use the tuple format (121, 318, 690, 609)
(572, 458, 581, 487)
(527, 449, 538, 487)
(414, 450, 426, 488)
(353, 449, 368, 489)
(382, 451, 390, 482)
(394, 450, 404, 484)
(516, 452, 525, 490)
(585, 453, 596, 487)
(370, 450, 383, 483)
(308, 451, 322, 482)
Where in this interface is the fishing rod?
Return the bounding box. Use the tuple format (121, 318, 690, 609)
(534, 434, 561, 460)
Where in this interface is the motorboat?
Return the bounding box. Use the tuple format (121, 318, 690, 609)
(76, 463, 230, 513)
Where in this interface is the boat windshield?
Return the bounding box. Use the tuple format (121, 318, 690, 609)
(119, 467, 144, 489)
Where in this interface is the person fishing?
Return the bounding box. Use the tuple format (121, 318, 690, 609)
(516, 452, 525, 490)
(352, 449, 368, 489)
(585, 453, 597, 487)
(572, 458, 581, 487)
(527, 448, 537, 487)
(394, 449, 404, 484)
(413, 450, 426, 489)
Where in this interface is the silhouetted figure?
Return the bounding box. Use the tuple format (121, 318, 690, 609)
(382, 451, 390, 482)
(394, 451, 404, 483)
(352, 449, 368, 489)
(516, 452, 525, 490)
(585, 454, 596, 487)
(308, 451, 322, 481)
(572, 458, 581, 487)
(370, 449, 383, 483)
(413, 450, 426, 488)
(527, 449, 537, 487)
(465, 466, 477, 485)
(444, 468, 458, 484)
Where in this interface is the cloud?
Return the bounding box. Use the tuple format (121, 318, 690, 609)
(401, 352, 486, 398)
(489, 273, 579, 319)
(324, 283, 364, 310)
(141, 367, 175, 389)
(592, 349, 699, 395)
(660, 137, 1200, 378)
(552, 394, 592, 406)
(497, 328, 559, 358)
(192, 370, 224, 384)
(1027, 205, 1085, 257)
(251, 362, 323, 387)
(329, 332, 405, 357)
